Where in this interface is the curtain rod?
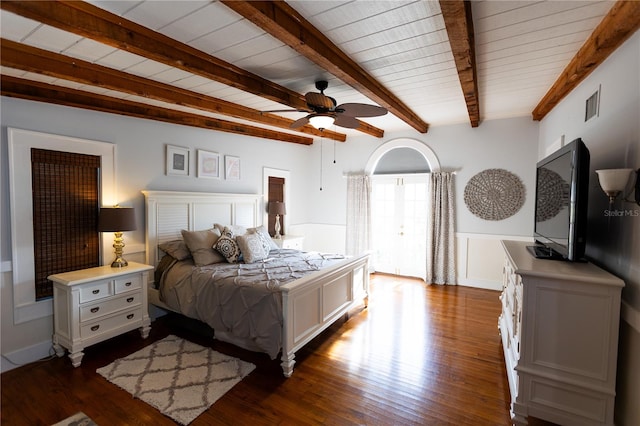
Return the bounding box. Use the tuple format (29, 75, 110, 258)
(342, 171, 457, 177)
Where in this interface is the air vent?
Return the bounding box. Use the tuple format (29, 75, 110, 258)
(585, 86, 600, 122)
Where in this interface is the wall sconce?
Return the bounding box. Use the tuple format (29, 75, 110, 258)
(268, 201, 286, 239)
(98, 206, 136, 267)
(595, 168, 640, 206)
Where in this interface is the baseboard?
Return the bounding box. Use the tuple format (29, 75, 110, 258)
(1, 339, 53, 373)
(621, 300, 640, 334)
(457, 278, 502, 291)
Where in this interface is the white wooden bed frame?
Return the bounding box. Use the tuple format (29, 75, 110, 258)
(142, 190, 369, 377)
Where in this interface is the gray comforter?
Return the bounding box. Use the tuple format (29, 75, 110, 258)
(159, 249, 347, 359)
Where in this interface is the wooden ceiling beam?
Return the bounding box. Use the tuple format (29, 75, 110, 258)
(1, 76, 313, 145)
(532, 0, 640, 121)
(439, 0, 480, 128)
(221, 0, 428, 134)
(0, 0, 383, 138)
(0, 39, 346, 142)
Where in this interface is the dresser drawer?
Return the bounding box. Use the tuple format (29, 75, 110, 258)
(81, 308, 142, 338)
(115, 274, 141, 293)
(80, 292, 142, 322)
(79, 280, 113, 303)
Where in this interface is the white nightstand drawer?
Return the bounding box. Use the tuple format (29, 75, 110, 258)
(81, 308, 142, 338)
(115, 274, 141, 293)
(79, 280, 113, 303)
(80, 292, 142, 322)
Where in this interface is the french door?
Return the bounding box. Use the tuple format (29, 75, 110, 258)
(371, 174, 428, 279)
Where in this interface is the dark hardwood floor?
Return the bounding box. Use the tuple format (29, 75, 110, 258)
(2, 274, 556, 425)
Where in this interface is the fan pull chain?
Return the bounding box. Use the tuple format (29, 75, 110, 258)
(319, 137, 323, 191)
(333, 140, 336, 164)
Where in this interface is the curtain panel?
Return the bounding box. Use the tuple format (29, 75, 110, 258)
(346, 174, 372, 256)
(427, 172, 456, 284)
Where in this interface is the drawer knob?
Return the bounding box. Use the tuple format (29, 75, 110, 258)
(127, 297, 134, 303)
(92, 289, 100, 294)
(125, 282, 132, 287)
(90, 307, 100, 313)
(127, 314, 134, 320)
(91, 325, 100, 331)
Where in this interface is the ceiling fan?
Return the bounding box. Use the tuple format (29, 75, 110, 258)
(266, 80, 388, 130)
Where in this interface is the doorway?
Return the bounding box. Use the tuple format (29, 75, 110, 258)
(365, 138, 440, 281)
(371, 174, 428, 278)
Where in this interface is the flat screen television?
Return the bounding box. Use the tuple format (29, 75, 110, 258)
(530, 138, 590, 261)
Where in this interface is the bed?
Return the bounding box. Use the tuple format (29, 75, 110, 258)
(142, 190, 369, 377)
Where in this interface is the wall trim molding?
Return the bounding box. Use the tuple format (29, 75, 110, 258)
(365, 137, 441, 175)
(456, 233, 534, 291)
(622, 300, 640, 333)
(1, 339, 52, 373)
(8, 128, 116, 324)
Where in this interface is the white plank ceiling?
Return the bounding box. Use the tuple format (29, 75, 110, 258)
(0, 0, 616, 140)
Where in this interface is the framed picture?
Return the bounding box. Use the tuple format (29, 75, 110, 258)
(225, 155, 240, 180)
(166, 145, 189, 176)
(197, 149, 220, 178)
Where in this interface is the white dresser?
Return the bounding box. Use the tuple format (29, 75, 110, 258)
(49, 262, 153, 367)
(273, 235, 304, 250)
(500, 240, 624, 426)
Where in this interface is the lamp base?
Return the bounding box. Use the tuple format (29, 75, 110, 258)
(274, 214, 282, 239)
(110, 231, 128, 267)
(110, 257, 129, 268)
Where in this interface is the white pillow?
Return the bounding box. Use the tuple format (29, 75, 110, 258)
(214, 223, 247, 237)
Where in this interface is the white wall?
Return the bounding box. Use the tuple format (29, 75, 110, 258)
(299, 117, 539, 236)
(538, 32, 640, 426)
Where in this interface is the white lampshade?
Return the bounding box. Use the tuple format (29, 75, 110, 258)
(596, 168, 633, 204)
(308, 114, 335, 130)
(596, 169, 633, 193)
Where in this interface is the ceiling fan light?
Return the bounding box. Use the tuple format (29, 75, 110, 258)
(309, 114, 335, 130)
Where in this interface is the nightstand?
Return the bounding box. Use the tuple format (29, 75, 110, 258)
(49, 262, 153, 367)
(273, 235, 304, 250)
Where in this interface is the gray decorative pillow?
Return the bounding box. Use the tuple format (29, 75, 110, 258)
(247, 225, 278, 250)
(215, 234, 241, 263)
(237, 233, 269, 263)
(180, 228, 224, 266)
(158, 239, 191, 261)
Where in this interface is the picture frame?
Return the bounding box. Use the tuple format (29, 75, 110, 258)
(166, 145, 189, 176)
(225, 155, 240, 180)
(197, 149, 220, 179)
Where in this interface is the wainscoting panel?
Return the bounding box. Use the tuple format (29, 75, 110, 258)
(456, 233, 533, 290)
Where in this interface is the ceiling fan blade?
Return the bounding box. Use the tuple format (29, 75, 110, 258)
(290, 116, 310, 129)
(305, 92, 335, 109)
(333, 114, 360, 129)
(337, 103, 388, 117)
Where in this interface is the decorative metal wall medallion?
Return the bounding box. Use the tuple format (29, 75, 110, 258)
(464, 169, 525, 220)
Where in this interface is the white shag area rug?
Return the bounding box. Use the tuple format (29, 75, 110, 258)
(97, 335, 255, 425)
(52, 411, 97, 426)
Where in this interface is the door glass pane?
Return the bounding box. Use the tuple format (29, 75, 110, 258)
(372, 175, 428, 278)
(372, 178, 397, 274)
(399, 181, 427, 278)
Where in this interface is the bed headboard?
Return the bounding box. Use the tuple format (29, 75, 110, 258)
(142, 190, 262, 267)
